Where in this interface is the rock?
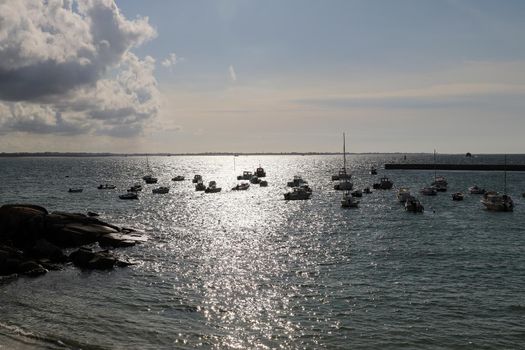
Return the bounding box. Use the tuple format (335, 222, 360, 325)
(18, 261, 47, 277)
(87, 211, 99, 217)
(29, 239, 67, 262)
(98, 233, 137, 248)
(69, 248, 123, 270)
(0, 205, 47, 247)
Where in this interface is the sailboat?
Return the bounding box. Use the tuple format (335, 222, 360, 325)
(332, 132, 352, 181)
(481, 155, 513, 212)
(430, 149, 447, 191)
(333, 132, 353, 191)
(142, 156, 158, 184)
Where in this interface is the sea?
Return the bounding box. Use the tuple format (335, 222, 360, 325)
(0, 154, 524, 349)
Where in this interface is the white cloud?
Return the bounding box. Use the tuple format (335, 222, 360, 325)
(161, 53, 178, 68)
(229, 65, 237, 82)
(0, 0, 159, 137)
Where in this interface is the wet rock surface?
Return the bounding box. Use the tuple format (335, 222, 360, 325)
(0, 204, 146, 278)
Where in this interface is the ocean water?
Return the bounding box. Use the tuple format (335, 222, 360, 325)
(0, 154, 524, 349)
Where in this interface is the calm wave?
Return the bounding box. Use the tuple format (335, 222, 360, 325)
(0, 154, 524, 349)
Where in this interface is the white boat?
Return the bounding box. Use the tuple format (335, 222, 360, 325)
(420, 187, 437, 196)
(481, 155, 513, 212)
(119, 192, 138, 200)
(192, 175, 203, 183)
(287, 176, 307, 187)
(469, 185, 485, 194)
(373, 177, 393, 190)
(397, 188, 411, 203)
(405, 196, 424, 213)
(284, 187, 312, 200)
(152, 186, 169, 194)
(341, 191, 359, 208)
(205, 181, 222, 193)
(481, 192, 513, 211)
(331, 132, 352, 181)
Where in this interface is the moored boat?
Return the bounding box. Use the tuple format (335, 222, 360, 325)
(481, 192, 513, 212)
(152, 186, 169, 194)
(334, 180, 353, 191)
(192, 175, 203, 183)
(205, 181, 222, 193)
(351, 189, 363, 197)
(363, 187, 372, 194)
(232, 183, 250, 191)
(119, 192, 138, 200)
(172, 175, 185, 181)
(405, 196, 424, 213)
(452, 192, 464, 201)
(420, 187, 437, 196)
(254, 166, 266, 178)
(284, 187, 312, 200)
(97, 184, 116, 190)
(237, 171, 253, 180)
(68, 188, 83, 193)
(373, 177, 393, 190)
(341, 191, 359, 208)
(332, 132, 352, 181)
(469, 185, 486, 194)
(397, 188, 411, 203)
(143, 175, 158, 184)
(370, 167, 377, 175)
(287, 176, 307, 187)
(259, 180, 268, 187)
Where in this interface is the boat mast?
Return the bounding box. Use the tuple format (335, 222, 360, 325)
(434, 149, 436, 181)
(343, 132, 346, 170)
(504, 154, 507, 194)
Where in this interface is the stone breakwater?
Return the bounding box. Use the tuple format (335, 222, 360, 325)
(0, 204, 146, 278)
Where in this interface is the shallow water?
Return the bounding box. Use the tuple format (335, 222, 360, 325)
(0, 154, 524, 349)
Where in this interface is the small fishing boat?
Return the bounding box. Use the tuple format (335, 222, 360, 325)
(172, 175, 185, 181)
(284, 187, 312, 200)
(397, 188, 412, 203)
(373, 177, 393, 190)
(232, 183, 250, 191)
(254, 166, 266, 178)
(259, 180, 268, 187)
(363, 187, 372, 194)
(481, 192, 513, 212)
(469, 185, 486, 194)
(127, 184, 143, 192)
(250, 176, 261, 184)
(97, 184, 116, 190)
(405, 197, 424, 213)
(431, 176, 448, 192)
(143, 175, 158, 184)
(205, 181, 222, 193)
(68, 188, 83, 193)
(152, 186, 169, 194)
(420, 187, 437, 196)
(334, 180, 353, 191)
(452, 192, 464, 201)
(287, 176, 307, 187)
(351, 189, 363, 197)
(195, 182, 206, 191)
(192, 175, 203, 183)
(341, 191, 359, 208)
(370, 167, 377, 175)
(237, 171, 253, 180)
(119, 193, 138, 200)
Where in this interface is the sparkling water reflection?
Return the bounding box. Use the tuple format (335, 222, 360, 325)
(0, 154, 524, 349)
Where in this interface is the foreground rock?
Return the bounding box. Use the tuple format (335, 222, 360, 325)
(0, 204, 146, 278)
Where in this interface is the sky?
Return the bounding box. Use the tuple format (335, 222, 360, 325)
(0, 0, 524, 153)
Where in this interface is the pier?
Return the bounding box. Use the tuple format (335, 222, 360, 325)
(384, 163, 525, 171)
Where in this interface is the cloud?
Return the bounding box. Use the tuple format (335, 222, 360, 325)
(0, 0, 159, 137)
(229, 65, 237, 82)
(161, 53, 178, 68)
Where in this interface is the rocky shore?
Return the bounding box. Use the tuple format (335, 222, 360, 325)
(0, 204, 146, 278)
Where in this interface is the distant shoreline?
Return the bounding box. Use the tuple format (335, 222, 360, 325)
(0, 152, 522, 158)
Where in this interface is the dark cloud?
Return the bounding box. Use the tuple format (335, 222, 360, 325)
(0, 0, 159, 137)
